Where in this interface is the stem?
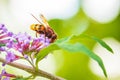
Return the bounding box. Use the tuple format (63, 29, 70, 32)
(26, 57, 35, 69)
(30, 55, 34, 65)
(0, 57, 65, 80)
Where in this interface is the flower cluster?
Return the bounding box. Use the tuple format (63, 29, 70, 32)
(0, 24, 13, 51)
(12, 33, 50, 55)
(0, 24, 51, 80)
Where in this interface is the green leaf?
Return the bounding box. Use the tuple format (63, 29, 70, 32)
(36, 35, 108, 77)
(69, 34, 113, 53)
(91, 36, 113, 53)
(36, 43, 60, 65)
(36, 36, 71, 65)
(57, 42, 107, 77)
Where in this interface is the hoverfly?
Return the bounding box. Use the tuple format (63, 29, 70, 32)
(30, 14, 57, 43)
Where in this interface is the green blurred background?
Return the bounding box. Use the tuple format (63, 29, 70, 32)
(0, 0, 120, 80)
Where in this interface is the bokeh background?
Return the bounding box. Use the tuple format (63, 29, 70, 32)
(0, 0, 120, 80)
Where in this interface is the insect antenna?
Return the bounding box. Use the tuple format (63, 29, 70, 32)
(30, 13, 42, 24)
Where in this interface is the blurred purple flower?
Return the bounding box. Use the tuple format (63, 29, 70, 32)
(0, 24, 20, 66)
(0, 24, 14, 51)
(2, 51, 20, 66)
(3, 77, 10, 80)
(0, 47, 5, 51)
(5, 51, 20, 63)
(0, 24, 7, 34)
(0, 69, 16, 80)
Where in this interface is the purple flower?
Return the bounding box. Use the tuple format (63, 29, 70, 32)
(0, 24, 20, 66)
(0, 24, 13, 49)
(5, 51, 20, 63)
(3, 77, 10, 80)
(0, 69, 16, 80)
(0, 24, 7, 34)
(13, 33, 31, 53)
(13, 32, 31, 42)
(6, 39, 14, 48)
(12, 33, 50, 55)
(31, 35, 50, 51)
(30, 34, 50, 51)
(2, 51, 20, 66)
(0, 47, 5, 51)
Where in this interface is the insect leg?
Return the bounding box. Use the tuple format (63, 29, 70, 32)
(36, 32, 38, 37)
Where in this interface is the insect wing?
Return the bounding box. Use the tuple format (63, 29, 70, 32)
(40, 14, 50, 27)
